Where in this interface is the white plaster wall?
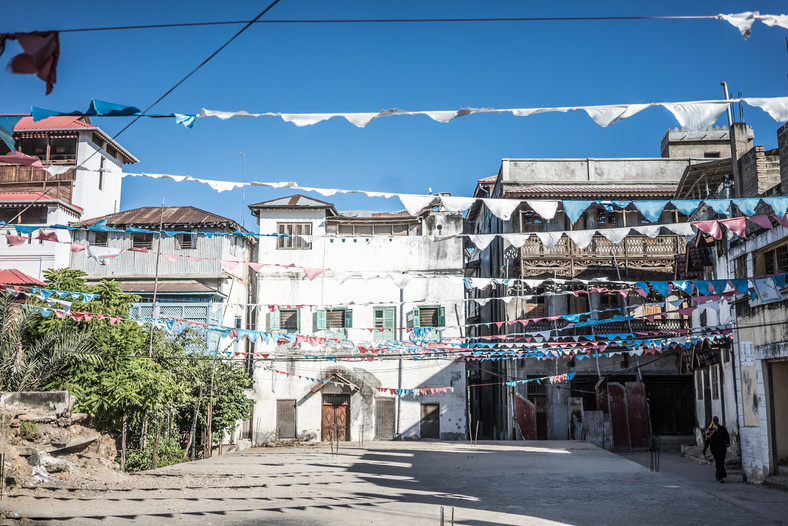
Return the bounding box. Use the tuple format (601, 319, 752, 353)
(0, 206, 76, 280)
(71, 136, 123, 219)
(251, 207, 466, 442)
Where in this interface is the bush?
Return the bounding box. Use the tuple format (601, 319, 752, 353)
(123, 433, 186, 472)
(19, 421, 42, 441)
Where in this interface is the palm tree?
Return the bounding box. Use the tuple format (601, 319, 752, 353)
(0, 292, 98, 391)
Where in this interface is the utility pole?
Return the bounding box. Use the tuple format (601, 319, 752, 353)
(148, 199, 165, 358)
(230, 151, 246, 228)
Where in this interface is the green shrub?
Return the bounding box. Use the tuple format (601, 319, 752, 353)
(123, 433, 186, 472)
(19, 421, 42, 441)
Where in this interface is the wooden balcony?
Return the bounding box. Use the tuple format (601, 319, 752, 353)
(520, 234, 683, 278)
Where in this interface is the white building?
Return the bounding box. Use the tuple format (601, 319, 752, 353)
(248, 195, 467, 443)
(0, 116, 137, 280)
(69, 206, 256, 357)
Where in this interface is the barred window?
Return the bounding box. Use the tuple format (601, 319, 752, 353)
(132, 233, 154, 249)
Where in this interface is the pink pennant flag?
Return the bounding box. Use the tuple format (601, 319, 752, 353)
(109, 316, 120, 326)
(748, 214, 774, 230)
(494, 321, 505, 329)
(303, 267, 327, 281)
(720, 217, 747, 238)
(4, 234, 26, 246)
(163, 254, 179, 263)
(35, 231, 58, 242)
(634, 288, 648, 297)
(128, 247, 148, 253)
(71, 243, 86, 252)
(248, 262, 265, 272)
(774, 213, 788, 229)
(219, 259, 239, 270)
(694, 220, 723, 240)
(192, 256, 204, 262)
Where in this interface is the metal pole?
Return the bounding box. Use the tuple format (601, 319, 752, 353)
(721, 82, 733, 127)
(148, 199, 165, 358)
(396, 286, 404, 437)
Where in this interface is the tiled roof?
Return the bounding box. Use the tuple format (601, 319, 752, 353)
(71, 206, 244, 231)
(14, 116, 96, 131)
(0, 269, 45, 286)
(477, 175, 497, 184)
(249, 194, 338, 217)
(0, 192, 83, 212)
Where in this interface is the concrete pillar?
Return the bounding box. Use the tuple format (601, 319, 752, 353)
(730, 122, 753, 198)
(778, 123, 788, 193)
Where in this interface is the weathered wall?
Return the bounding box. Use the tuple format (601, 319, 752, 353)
(500, 158, 691, 186)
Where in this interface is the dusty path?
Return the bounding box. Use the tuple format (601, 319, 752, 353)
(2, 441, 787, 525)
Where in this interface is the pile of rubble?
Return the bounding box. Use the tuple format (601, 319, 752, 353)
(0, 391, 126, 490)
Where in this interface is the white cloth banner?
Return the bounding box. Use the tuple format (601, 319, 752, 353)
(635, 225, 663, 238)
(718, 11, 757, 38)
(746, 97, 788, 123)
(583, 104, 650, 127)
(526, 200, 559, 220)
(505, 233, 532, 248)
(661, 102, 730, 131)
(398, 194, 435, 216)
(483, 198, 520, 221)
(440, 195, 477, 212)
(758, 14, 788, 30)
(597, 227, 629, 244)
(536, 232, 563, 250)
(667, 223, 696, 236)
(469, 234, 495, 250)
(566, 230, 594, 250)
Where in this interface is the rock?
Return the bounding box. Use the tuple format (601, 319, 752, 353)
(98, 457, 121, 471)
(28, 451, 73, 473)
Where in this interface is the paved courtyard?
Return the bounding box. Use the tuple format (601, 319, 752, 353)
(3, 441, 787, 525)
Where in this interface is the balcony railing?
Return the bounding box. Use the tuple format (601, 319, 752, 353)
(519, 234, 683, 261)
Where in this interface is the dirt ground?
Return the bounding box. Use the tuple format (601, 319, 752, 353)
(2, 441, 787, 525)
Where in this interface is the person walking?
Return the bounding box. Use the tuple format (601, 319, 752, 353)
(703, 416, 731, 483)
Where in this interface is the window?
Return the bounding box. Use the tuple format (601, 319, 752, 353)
(696, 370, 703, 400)
(176, 233, 196, 250)
(269, 309, 299, 333)
(520, 210, 543, 233)
(704, 152, 721, 158)
(277, 222, 312, 249)
(711, 366, 719, 400)
(132, 232, 154, 249)
(414, 306, 445, 328)
(596, 209, 618, 226)
(597, 293, 620, 319)
(98, 157, 104, 190)
(763, 244, 788, 276)
(526, 287, 546, 317)
(90, 231, 108, 247)
(317, 308, 353, 337)
(374, 308, 396, 341)
(734, 255, 748, 280)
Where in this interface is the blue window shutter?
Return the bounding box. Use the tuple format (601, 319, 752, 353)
(316, 309, 326, 330)
(268, 310, 280, 331)
(438, 306, 445, 327)
(344, 308, 353, 328)
(413, 306, 420, 328)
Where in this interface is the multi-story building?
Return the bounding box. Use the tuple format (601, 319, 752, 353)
(0, 116, 137, 280)
(465, 131, 742, 446)
(68, 206, 255, 355)
(676, 121, 788, 483)
(247, 195, 466, 443)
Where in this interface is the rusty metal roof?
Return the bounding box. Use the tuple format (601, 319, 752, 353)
(504, 185, 677, 199)
(674, 158, 732, 200)
(119, 281, 217, 294)
(71, 206, 245, 231)
(249, 194, 338, 217)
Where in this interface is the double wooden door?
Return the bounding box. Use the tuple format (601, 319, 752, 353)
(322, 394, 349, 441)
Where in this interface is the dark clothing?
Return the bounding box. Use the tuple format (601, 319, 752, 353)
(703, 424, 731, 481)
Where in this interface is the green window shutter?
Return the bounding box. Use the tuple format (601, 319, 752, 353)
(268, 310, 280, 331)
(316, 309, 326, 330)
(383, 308, 395, 329)
(413, 306, 420, 328)
(438, 306, 445, 327)
(296, 310, 300, 333)
(344, 308, 353, 328)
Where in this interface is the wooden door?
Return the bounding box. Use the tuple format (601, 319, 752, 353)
(321, 394, 350, 441)
(420, 403, 440, 439)
(375, 398, 395, 439)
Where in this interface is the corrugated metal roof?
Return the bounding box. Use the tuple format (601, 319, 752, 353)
(505, 185, 676, 198)
(0, 269, 45, 286)
(71, 206, 245, 231)
(249, 194, 338, 217)
(119, 281, 216, 294)
(477, 175, 497, 184)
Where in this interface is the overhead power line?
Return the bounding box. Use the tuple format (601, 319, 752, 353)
(36, 15, 717, 34)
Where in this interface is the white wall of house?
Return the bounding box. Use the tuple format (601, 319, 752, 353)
(250, 205, 467, 442)
(71, 136, 123, 219)
(0, 205, 77, 280)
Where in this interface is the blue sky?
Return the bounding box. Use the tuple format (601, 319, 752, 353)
(3, 1, 786, 229)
